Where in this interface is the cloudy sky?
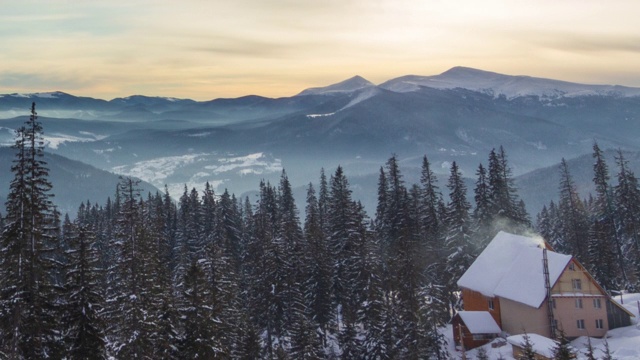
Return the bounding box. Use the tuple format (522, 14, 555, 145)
(1, 0, 639, 100)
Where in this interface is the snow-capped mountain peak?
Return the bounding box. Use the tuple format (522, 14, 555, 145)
(379, 66, 640, 99)
(297, 75, 375, 96)
(1, 91, 68, 99)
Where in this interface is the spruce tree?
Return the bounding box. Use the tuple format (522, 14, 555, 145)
(602, 339, 615, 360)
(0, 102, 58, 358)
(557, 158, 590, 260)
(518, 333, 536, 360)
(473, 163, 492, 251)
(303, 183, 332, 338)
(444, 161, 473, 313)
(613, 150, 640, 289)
(63, 222, 107, 359)
(419, 155, 445, 266)
(551, 329, 575, 360)
(180, 261, 222, 359)
(584, 337, 597, 360)
(108, 177, 155, 358)
(487, 147, 528, 233)
(588, 142, 626, 290)
(476, 347, 489, 360)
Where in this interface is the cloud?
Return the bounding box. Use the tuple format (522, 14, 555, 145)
(536, 33, 640, 54)
(2, 0, 640, 100)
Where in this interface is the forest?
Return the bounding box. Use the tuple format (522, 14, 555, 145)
(1, 103, 639, 359)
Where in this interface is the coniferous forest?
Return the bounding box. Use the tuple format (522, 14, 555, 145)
(2, 103, 640, 359)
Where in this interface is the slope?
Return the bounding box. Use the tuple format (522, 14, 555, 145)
(0, 147, 159, 217)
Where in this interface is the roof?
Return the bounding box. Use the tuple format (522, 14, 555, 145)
(456, 311, 501, 334)
(507, 333, 558, 358)
(458, 231, 572, 308)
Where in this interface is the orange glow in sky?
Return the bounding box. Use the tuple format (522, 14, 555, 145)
(2, 0, 640, 100)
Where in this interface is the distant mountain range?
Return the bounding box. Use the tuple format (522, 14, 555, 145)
(2, 66, 640, 217)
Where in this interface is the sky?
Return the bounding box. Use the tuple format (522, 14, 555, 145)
(1, 0, 640, 100)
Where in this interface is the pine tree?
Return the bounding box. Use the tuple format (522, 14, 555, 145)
(216, 189, 242, 268)
(584, 337, 597, 360)
(518, 333, 537, 360)
(602, 338, 615, 360)
(180, 261, 223, 359)
(613, 150, 640, 289)
(63, 222, 107, 359)
(588, 142, 626, 290)
(418, 278, 449, 359)
(303, 183, 332, 338)
(551, 329, 575, 360)
(487, 147, 529, 233)
(108, 177, 155, 358)
(419, 156, 445, 265)
(248, 181, 283, 357)
(476, 347, 489, 360)
(0, 102, 59, 358)
(360, 231, 394, 360)
(473, 163, 492, 251)
(557, 158, 590, 260)
(326, 166, 369, 356)
(444, 161, 473, 313)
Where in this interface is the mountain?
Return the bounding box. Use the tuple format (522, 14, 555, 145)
(297, 75, 376, 96)
(2, 67, 640, 217)
(379, 66, 640, 99)
(0, 147, 159, 217)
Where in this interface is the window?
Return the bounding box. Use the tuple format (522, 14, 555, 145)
(593, 298, 602, 309)
(596, 319, 604, 329)
(572, 279, 582, 290)
(488, 299, 494, 310)
(575, 298, 583, 309)
(568, 262, 575, 271)
(577, 319, 585, 329)
(552, 299, 556, 309)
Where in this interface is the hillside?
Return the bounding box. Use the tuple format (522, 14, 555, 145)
(0, 147, 158, 216)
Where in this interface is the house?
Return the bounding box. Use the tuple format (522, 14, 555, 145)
(453, 231, 634, 350)
(452, 311, 502, 349)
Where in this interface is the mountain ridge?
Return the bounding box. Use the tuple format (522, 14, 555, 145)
(5, 67, 640, 105)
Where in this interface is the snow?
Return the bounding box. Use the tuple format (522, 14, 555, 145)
(613, 293, 640, 323)
(306, 113, 335, 118)
(1, 91, 62, 99)
(379, 67, 640, 99)
(112, 153, 206, 184)
(206, 152, 282, 175)
(458, 231, 571, 308)
(446, 295, 640, 359)
(457, 311, 501, 334)
(338, 86, 381, 110)
(43, 132, 106, 149)
(112, 151, 280, 199)
(507, 333, 558, 358)
(186, 131, 212, 137)
(494, 247, 570, 308)
(32, 92, 61, 99)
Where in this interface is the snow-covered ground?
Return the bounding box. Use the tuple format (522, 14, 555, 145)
(445, 293, 640, 359)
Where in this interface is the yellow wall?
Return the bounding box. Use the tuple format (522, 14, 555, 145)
(551, 260, 603, 296)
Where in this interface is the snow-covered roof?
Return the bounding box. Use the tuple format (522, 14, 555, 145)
(507, 333, 558, 358)
(458, 231, 572, 308)
(457, 311, 501, 334)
